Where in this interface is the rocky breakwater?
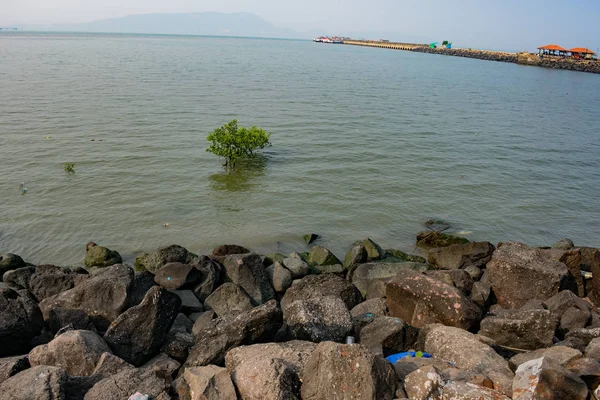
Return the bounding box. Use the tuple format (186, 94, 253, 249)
(1, 234, 600, 399)
(411, 46, 519, 64)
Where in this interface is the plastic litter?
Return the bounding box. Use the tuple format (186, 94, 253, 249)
(128, 393, 149, 400)
(385, 351, 432, 364)
(345, 336, 355, 345)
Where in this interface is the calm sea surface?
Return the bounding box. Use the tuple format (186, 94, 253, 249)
(1, 32, 599, 265)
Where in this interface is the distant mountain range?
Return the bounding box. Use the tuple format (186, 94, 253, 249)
(18, 12, 304, 39)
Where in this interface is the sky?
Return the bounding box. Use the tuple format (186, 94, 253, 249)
(3, 0, 600, 51)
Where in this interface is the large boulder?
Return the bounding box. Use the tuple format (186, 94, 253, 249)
(47, 307, 96, 334)
(154, 262, 202, 290)
(39, 264, 134, 332)
(0, 365, 68, 400)
(281, 274, 363, 311)
(544, 290, 591, 335)
(343, 244, 368, 270)
(509, 346, 582, 371)
(428, 241, 495, 270)
(350, 297, 388, 318)
(282, 257, 310, 279)
(91, 352, 134, 378)
(104, 286, 181, 366)
(351, 262, 428, 296)
(0, 288, 44, 356)
(307, 246, 342, 267)
(191, 256, 222, 302)
(359, 316, 417, 356)
(29, 330, 111, 376)
(0, 355, 30, 385)
(230, 358, 301, 400)
(284, 296, 353, 343)
(418, 324, 514, 396)
(221, 253, 274, 305)
(135, 244, 193, 272)
(84, 367, 169, 400)
(28, 265, 76, 302)
(204, 282, 254, 316)
(362, 238, 385, 261)
(185, 300, 282, 368)
(213, 244, 250, 257)
(416, 231, 469, 248)
(301, 342, 396, 400)
(386, 269, 482, 330)
(84, 242, 122, 268)
(478, 309, 559, 350)
(161, 314, 194, 363)
(266, 262, 293, 293)
(2, 266, 35, 290)
(486, 242, 571, 308)
(404, 365, 444, 400)
(128, 270, 158, 308)
(183, 365, 237, 400)
(513, 357, 588, 400)
(0, 254, 26, 279)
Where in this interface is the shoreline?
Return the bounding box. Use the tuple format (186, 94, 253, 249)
(342, 40, 600, 74)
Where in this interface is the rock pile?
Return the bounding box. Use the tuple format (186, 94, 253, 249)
(1, 235, 599, 399)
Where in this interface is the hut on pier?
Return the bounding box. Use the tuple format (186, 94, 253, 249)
(537, 44, 567, 57)
(568, 47, 596, 60)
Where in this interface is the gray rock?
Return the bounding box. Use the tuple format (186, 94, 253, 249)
(486, 242, 571, 308)
(418, 324, 514, 397)
(301, 342, 396, 400)
(566, 327, 600, 346)
(464, 265, 484, 281)
(135, 244, 193, 273)
(84, 367, 169, 400)
(104, 286, 181, 366)
(267, 262, 293, 292)
(191, 311, 216, 337)
(39, 264, 134, 332)
(192, 256, 221, 302)
(479, 309, 559, 350)
(284, 296, 353, 343)
(404, 365, 444, 400)
(281, 273, 363, 311)
(29, 329, 111, 376)
(0, 355, 30, 385)
(425, 269, 474, 295)
(213, 244, 250, 257)
(0, 365, 68, 400)
(185, 300, 282, 368)
(351, 262, 429, 296)
(170, 289, 203, 313)
(221, 253, 275, 305)
(386, 269, 482, 330)
(307, 246, 342, 267)
(513, 357, 588, 400)
(0, 288, 44, 356)
(142, 353, 180, 384)
(350, 298, 388, 318)
(183, 365, 237, 400)
(204, 282, 253, 316)
(544, 290, 591, 334)
(470, 281, 492, 308)
(393, 357, 452, 380)
(565, 357, 600, 389)
(233, 357, 301, 400)
(154, 262, 201, 290)
(29, 265, 76, 302)
(585, 337, 600, 361)
(343, 244, 368, 270)
(128, 270, 157, 308)
(0, 254, 26, 279)
(84, 242, 122, 268)
(282, 257, 310, 279)
(359, 316, 417, 356)
(552, 238, 575, 250)
(47, 307, 96, 334)
(91, 352, 134, 378)
(428, 241, 495, 270)
(509, 346, 582, 372)
(436, 381, 511, 399)
(2, 266, 35, 290)
(161, 328, 194, 364)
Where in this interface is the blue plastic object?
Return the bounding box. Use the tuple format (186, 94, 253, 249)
(385, 351, 432, 364)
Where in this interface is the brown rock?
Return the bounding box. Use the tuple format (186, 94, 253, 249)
(428, 241, 495, 270)
(351, 262, 429, 296)
(509, 346, 582, 372)
(221, 253, 274, 305)
(213, 244, 250, 257)
(281, 273, 363, 311)
(350, 298, 388, 318)
(84, 367, 169, 400)
(513, 357, 588, 400)
(91, 352, 134, 378)
(154, 262, 202, 290)
(404, 365, 444, 400)
(204, 282, 254, 316)
(184, 365, 237, 400)
(359, 316, 417, 356)
(232, 358, 301, 400)
(0, 365, 68, 400)
(0, 355, 30, 385)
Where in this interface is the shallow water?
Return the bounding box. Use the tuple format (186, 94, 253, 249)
(1, 32, 599, 265)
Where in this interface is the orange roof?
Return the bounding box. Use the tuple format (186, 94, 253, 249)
(569, 47, 596, 54)
(537, 44, 567, 51)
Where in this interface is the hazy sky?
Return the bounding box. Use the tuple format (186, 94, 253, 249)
(3, 0, 600, 51)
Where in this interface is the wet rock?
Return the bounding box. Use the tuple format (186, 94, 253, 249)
(171, 289, 203, 313)
(282, 257, 310, 279)
(487, 242, 571, 308)
(281, 273, 363, 311)
(471, 281, 492, 308)
(404, 365, 444, 400)
(513, 357, 588, 400)
(351, 262, 429, 296)
(0, 355, 30, 385)
(416, 231, 469, 248)
(359, 316, 417, 356)
(267, 262, 293, 292)
(0, 365, 68, 400)
(232, 358, 300, 400)
(307, 245, 342, 267)
(303, 233, 319, 245)
(91, 352, 134, 378)
(418, 324, 514, 396)
(185, 300, 281, 367)
(479, 309, 559, 350)
(0, 288, 44, 356)
(361, 238, 385, 261)
(29, 265, 76, 302)
(143, 353, 181, 384)
(509, 346, 582, 372)
(191, 256, 221, 302)
(47, 307, 96, 334)
(84, 242, 122, 268)
(436, 381, 511, 399)
(154, 262, 202, 290)
(2, 266, 34, 290)
(84, 367, 169, 400)
(204, 282, 254, 316)
(552, 238, 575, 250)
(128, 270, 157, 308)
(301, 342, 396, 400)
(386, 269, 482, 330)
(29, 329, 111, 376)
(0, 253, 26, 278)
(213, 244, 250, 257)
(184, 365, 237, 400)
(383, 249, 427, 263)
(284, 296, 353, 343)
(350, 297, 388, 318)
(428, 241, 495, 270)
(343, 244, 368, 270)
(39, 264, 134, 332)
(104, 286, 181, 366)
(135, 244, 193, 272)
(263, 253, 287, 267)
(221, 253, 274, 305)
